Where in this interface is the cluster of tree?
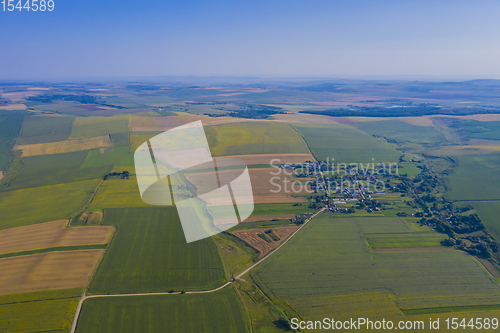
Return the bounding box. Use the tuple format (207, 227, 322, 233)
(28, 94, 97, 104)
(291, 216, 306, 225)
(356, 199, 381, 210)
(125, 85, 161, 91)
(442, 236, 498, 258)
(298, 106, 500, 118)
(264, 229, 280, 241)
(104, 171, 130, 180)
(257, 233, 272, 243)
(228, 108, 283, 119)
(204, 113, 225, 118)
(226, 104, 284, 119)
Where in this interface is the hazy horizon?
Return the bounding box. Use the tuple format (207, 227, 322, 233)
(2, 0, 500, 79)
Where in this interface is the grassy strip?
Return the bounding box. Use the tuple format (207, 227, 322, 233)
(403, 304, 500, 315)
(0, 288, 83, 306)
(0, 244, 107, 259)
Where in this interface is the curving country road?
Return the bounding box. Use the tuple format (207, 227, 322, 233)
(70, 209, 324, 333)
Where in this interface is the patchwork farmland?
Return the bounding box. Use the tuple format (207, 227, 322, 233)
(87, 207, 227, 294)
(253, 214, 500, 328)
(1, 81, 500, 333)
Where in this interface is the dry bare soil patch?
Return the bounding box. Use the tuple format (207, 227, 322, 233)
(15, 135, 113, 157)
(249, 168, 309, 203)
(78, 211, 103, 225)
(0, 220, 112, 255)
(232, 226, 298, 257)
(185, 168, 308, 204)
(0, 249, 104, 295)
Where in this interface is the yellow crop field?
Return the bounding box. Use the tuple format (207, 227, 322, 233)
(129, 132, 159, 152)
(15, 135, 113, 157)
(70, 116, 130, 139)
(89, 177, 151, 209)
(0, 250, 104, 295)
(131, 115, 158, 128)
(0, 220, 113, 255)
(218, 153, 314, 165)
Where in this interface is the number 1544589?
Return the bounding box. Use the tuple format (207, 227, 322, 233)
(2, 0, 54, 12)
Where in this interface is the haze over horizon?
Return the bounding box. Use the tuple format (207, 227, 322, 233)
(1, 0, 500, 79)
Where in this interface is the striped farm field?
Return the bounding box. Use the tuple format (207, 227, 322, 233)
(14, 135, 113, 157)
(293, 122, 400, 163)
(17, 115, 75, 145)
(88, 207, 226, 294)
(129, 131, 161, 152)
(0, 220, 113, 255)
(0, 298, 78, 332)
(254, 214, 500, 323)
(88, 176, 149, 209)
(0, 179, 100, 230)
(0, 250, 104, 295)
(0, 288, 82, 333)
(217, 153, 314, 166)
(70, 116, 130, 139)
(130, 115, 157, 128)
(5, 150, 111, 190)
(205, 122, 310, 156)
(76, 288, 249, 333)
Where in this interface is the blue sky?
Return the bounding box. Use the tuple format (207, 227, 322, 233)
(1, 0, 499, 79)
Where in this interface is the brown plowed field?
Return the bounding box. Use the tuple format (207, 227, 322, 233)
(130, 116, 157, 128)
(477, 257, 500, 277)
(249, 169, 309, 203)
(0, 220, 113, 255)
(0, 250, 104, 295)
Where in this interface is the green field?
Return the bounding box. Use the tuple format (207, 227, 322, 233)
(0, 179, 99, 230)
(457, 119, 500, 140)
(0, 115, 23, 171)
(0, 288, 81, 333)
(399, 162, 423, 177)
(473, 202, 500, 244)
(254, 214, 500, 322)
(81, 146, 130, 168)
(0, 115, 24, 140)
(17, 115, 75, 144)
(204, 122, 309, 156)
(366, 235, 446, 249)
(293, 123, 400, 163)
(109, 132, 130, 146)
(76, 288, 249, 333)
(88, 176, 149, 209)
(5, 150, 111, 190)
(70, 116, 130, 139)
(353, 120, 447, 144)
(444, 153, 500, 201)
(88, 207, 226, 294)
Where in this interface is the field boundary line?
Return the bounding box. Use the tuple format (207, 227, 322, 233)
(69, 208, 324, 333)
(70, 225, 116, 333)
(235, 208, 324, 280)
